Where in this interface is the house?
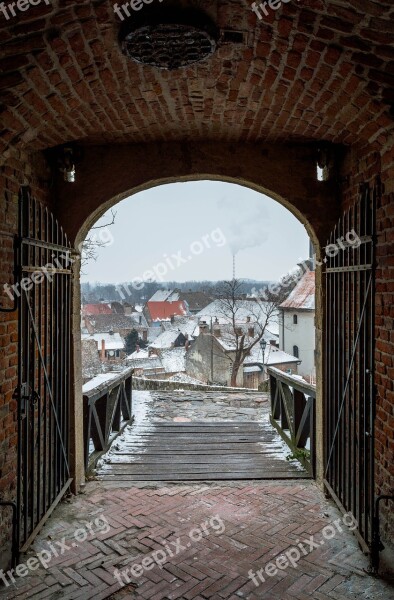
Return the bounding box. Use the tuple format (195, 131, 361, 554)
(144, 290, 188, 325)
(149, 329, 188, 351)
(82, 303, 112, 316)
(243, 344, 301, 389)
(125, 346, 186, 379)
(186, 316, 297, 388)
(195, 299, 279, 344)
(161, 315, 199, 339)
(160, 348, 187, 377)
(279, 270, 315, 380)
(82, 331, 125, 362)
(84, 312, 148, 341)
(81, 338, 103, 383)
(185, 328, 245, 387)
(177, 291, 213, 314)
(126, 348, 165, 378)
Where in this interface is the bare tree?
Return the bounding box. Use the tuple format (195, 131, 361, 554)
(213, 278, 278, 387)
(81, 209, 117, 268)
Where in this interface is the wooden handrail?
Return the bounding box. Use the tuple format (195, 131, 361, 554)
(268, 367, 316, 476)
(83, 368, 134, 472)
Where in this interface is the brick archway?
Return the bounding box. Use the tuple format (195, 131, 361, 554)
(68, 152, 326, 493)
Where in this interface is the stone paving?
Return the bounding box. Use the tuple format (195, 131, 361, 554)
(0, 391, 393, 600)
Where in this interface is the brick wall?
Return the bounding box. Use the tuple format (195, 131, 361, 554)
(0, 150, 51, 569)
(375, 142, 394, 544)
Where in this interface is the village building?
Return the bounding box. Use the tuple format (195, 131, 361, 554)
(144, 290, 189, 325)
(82, 331, 125, 362)
(149, 329, 188, 352)
(279, 271, 316, 381)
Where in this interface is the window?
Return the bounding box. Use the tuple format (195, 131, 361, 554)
(293, 314, 298, 325)
(293, 345, 299, 358)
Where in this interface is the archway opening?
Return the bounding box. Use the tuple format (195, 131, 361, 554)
(77, 179, 321, 484)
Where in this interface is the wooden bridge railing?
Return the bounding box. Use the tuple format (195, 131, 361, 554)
(268, 367, 316, 476)
(83, 368, 133, 472)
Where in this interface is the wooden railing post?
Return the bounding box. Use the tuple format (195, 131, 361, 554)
(268, 367, 316, 476)
(82, 368, 134, 473)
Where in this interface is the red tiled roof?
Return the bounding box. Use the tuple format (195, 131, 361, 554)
(147, 300, 187, 322)
(83, 303, 112, 315)
(280, 271, 315, 310)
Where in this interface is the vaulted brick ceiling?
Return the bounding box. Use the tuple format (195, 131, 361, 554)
(0, 0, 393, 155)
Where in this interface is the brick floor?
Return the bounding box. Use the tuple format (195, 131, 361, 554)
(0, 480, 393, 600)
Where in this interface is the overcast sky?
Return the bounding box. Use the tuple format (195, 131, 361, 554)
(81, 181, 310, 284)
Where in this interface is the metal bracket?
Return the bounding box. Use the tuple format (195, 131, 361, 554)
(12, 383, 39, 419)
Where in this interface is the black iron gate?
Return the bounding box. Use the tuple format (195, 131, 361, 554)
(14, 187, 73, 552)
(324, 180, 378, 560)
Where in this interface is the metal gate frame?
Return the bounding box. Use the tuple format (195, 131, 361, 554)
(14, 187, 73, 553)
(323, 179, 379, 564)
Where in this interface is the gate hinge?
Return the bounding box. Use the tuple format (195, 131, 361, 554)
(12, 384, 39, 418)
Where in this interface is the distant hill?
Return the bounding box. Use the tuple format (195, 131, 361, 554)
(81, 279, 274, 304)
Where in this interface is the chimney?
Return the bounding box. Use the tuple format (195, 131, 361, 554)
(248, 327, 255, 337)
(101, 339, 105, 360)
(213, 328, 221, 338)
(170, 314, 175, 324)
(136, 344, 140, 353)
(199, 320, 209, 335)
(246, 316, 251, 323)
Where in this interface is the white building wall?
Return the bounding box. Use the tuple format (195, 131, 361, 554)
(280, 310, 315, 378)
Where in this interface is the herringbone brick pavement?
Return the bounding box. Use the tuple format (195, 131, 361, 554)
(0, 481, 393, 600)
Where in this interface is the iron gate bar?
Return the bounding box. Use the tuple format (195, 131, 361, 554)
(20, 479, 73, 553)
(324, 273, 373, 477)
(16, 188, 72, 553)
(323, 181, 377, 562)
(326, 265, 372, 273)
(23, 289, 70, 474)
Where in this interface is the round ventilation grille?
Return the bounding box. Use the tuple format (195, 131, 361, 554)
(120, 13, 218, 70)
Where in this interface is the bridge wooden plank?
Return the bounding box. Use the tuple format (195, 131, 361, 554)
(97, 421, 309, 482)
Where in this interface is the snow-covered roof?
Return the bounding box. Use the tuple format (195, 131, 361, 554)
(196, 299, 279, 327)
(86, 314, 139, 333)
(160, 348, 186, 373)
(82, 332, 124, 350)
(244, 366, 261, 373)
(161, 315, 198, 337)
(127, 356, 163, 371)
(129, 312, 148, 328)
(126, 348, 149, 360)
(244, 344, 300, 366)
(147, 327, 163, 343)
(149, 290, 180, 302)
(280, 271, 315, 310)
(150, 329, 184, 349)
